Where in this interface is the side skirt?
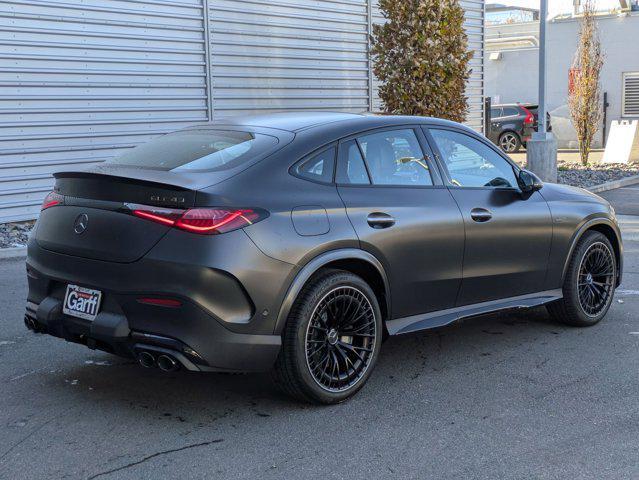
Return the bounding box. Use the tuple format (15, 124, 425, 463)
(386, 289, 563, 336)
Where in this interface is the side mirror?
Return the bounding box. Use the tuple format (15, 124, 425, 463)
(518, 169, 543, 194)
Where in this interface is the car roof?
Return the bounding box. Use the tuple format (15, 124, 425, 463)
(207, 112, 365, 132)
(493, 103, 538, 108)
(183, 111, 470, 135)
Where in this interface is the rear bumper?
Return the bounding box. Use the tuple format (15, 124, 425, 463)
(25, 228, 295, 372)
(24, 296, 281, 372)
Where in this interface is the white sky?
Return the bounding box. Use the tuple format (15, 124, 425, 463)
(497, 0, 624, 17)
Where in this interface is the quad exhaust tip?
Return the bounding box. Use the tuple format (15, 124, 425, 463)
(137, 351, 180, 372)
(157, 354, 179, 372)
(138, 351, 156, 368)
(24, 315, 38, 332)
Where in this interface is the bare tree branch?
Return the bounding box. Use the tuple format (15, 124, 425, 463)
(568, 0, 604, 166)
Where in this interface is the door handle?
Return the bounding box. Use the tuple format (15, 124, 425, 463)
(367, 212, 395, 229)
(470, 208, 492, 223)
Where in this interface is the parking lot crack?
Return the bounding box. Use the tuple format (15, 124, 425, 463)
(86, 439, 224, 479)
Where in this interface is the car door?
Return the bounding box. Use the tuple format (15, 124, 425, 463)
(336, 126, 465, 319)
(424, 126, 552, 306)
(489, 107, 503, 143)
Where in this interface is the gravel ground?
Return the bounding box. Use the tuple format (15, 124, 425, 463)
(0, 221, 34, 249)
(557, 162, 639, 188)
(1, 161, 638, 249)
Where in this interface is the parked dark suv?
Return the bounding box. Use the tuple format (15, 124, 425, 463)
(488, 104, 552, 153)
(25, 112, 620, 404)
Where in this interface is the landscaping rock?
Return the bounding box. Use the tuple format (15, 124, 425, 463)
(0, 221, 35, 249)
(557, 162, 639, 189)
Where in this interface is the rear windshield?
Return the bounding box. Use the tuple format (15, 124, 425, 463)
(109, 129, 279, 172)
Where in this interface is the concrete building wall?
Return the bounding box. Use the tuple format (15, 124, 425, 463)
(485, 12, 639, 149)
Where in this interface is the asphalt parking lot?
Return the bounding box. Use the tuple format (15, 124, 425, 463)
(1, 216, 638, 479)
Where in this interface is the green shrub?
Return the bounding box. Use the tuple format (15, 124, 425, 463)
(371, 0, 473, 122)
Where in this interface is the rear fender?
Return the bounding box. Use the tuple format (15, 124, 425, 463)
(273, 249, 390, 335)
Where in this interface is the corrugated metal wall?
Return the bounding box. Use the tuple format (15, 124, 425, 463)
(0, 0, 484, 223)
(207, 0, 371, 116)
(0, 0, 209, 222)
(460, 0, 485, 131)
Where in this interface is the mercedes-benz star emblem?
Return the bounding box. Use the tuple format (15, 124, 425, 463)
(73, 213, 89, 234)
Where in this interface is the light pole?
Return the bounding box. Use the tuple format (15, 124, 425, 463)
(527, 0, 557, 182)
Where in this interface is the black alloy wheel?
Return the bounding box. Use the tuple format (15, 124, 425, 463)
(547, 231, 617, 327)
(273, 270, 382, 404)
(577, 241, 616, 317)
(305, 286, 377, 393)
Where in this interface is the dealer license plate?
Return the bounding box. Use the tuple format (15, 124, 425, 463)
(63, 284, 102, 321)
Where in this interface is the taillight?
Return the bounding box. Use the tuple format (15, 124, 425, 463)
(132, 208, 182, 226)
(521, 106, 535, 126)
(41, 191, 64, 210)
(131, 206, 266, 235)
(175, 209, 260, 234)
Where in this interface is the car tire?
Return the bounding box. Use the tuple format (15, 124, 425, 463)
(547, 231, 617, 327)
(499, 131, 521, 153)
(272, 269, 383, 404)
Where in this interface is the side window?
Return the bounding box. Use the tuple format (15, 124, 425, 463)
(490, 108, 502, 118)
(429, 129, 518, 188)
(357, 129, 433, 186)
(502, 107, 520, 117)
(336, 140, 370, 185)
(295, 146, 335, 183)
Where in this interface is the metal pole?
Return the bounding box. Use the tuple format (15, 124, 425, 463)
(527, 0, 557, 183)
(484, 97, 491, 136)
(603, 91, 609, 146)
(538, 0, 547, 135)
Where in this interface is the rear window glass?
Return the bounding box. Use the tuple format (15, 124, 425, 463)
(109, 129, 279, 172)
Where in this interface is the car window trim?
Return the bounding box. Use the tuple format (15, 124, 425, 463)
(420, 125, 522, 192)
(335, 138, 372, 185)
(335, 125, 443, 188)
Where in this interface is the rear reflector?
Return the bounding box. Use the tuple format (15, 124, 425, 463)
(130, 206, 266, 235)
(41, 191, 64, 210)
(137, 297, 182, 307)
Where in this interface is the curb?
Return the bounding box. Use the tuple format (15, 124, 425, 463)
(0, 246, 27, 260)
(587, 174, 639, 193)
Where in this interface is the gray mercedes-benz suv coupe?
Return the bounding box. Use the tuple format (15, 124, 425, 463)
(25, 112, 622, 404)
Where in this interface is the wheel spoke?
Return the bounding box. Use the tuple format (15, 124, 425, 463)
(577, 242, 615, 317)
(304, 285, 377, 393)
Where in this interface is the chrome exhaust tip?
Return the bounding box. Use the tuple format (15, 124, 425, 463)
(157, 354, 179, 372)
(138, 351, 156, 368)
(24, 315, 37, 332)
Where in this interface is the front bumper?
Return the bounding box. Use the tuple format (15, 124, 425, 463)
(24, 229, 293, 372)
